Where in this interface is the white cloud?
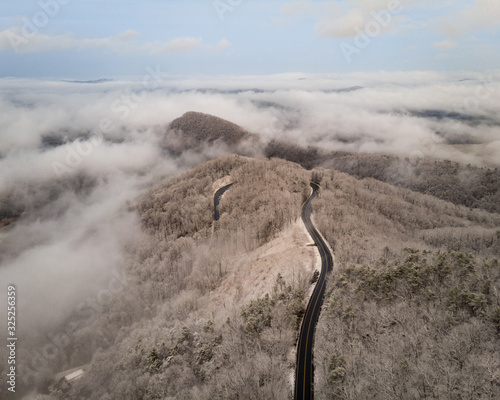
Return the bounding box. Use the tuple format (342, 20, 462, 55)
(113, 30, 142, 40)
(216, 39, 231, 51)
(281, 1, 500, 40)
(433, 39, 457, 49)
(313, 0, 405, 38)
(0, 28, 143, 54)
(316, 10, 366, 38)
(357, 0, 397, 12)
(151, 37, 203, 55)
(437, 0, 500, 37)
(0, 28, 227, 56)
(280, 0, 441, 39)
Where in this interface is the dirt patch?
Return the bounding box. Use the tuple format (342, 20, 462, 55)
(206, 220, 320, 321)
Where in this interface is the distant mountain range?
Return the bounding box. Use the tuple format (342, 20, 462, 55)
(61, 79, 114, 84)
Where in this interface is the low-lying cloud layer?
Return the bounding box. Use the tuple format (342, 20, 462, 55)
(0, 71, 499, 340)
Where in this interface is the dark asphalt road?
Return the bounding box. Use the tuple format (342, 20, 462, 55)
(214, 183, 233, 221)
(295, 182, 333, 400)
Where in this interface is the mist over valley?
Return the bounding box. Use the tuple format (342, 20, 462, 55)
(0, 72, 499, 399)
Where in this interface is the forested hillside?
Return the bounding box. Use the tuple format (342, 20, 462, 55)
(46, 155, 315, 399)
(311, 170, 500, 399)
(316, 250, 500, 399)
(265, 139, 500, 214)
(325, 153, 500, 214)
(39, 155, 498, 400)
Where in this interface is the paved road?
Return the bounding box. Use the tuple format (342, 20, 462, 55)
(295, 182, 333, 400)
(214, 183, 233, 221)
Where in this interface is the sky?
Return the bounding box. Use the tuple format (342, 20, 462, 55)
(1, 0, 500, 78)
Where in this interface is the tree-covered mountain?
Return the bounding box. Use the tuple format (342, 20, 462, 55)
(5, 113, 500, 399)
(28, 152, 498, 399)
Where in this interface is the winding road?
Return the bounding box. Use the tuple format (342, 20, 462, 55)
(214, 183, 233, 221)
(295, 182, 334, 400)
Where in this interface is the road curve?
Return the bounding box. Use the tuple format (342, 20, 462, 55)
(295, 182, 333, 400)
(214, 183, 233, 221)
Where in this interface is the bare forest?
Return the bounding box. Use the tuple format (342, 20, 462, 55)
(265, 139, 500, 214)
(2, 104, 500, 400)
(310, 169, 500, 399)
(38, 156, 317, 399)
(25, 152, 496, 400)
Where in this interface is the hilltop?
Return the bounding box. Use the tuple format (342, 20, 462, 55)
(169, 111, 251, 146)
(164, 111, 261, 157)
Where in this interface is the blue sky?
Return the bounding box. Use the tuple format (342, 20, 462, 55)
(0, 0, 499, 78)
